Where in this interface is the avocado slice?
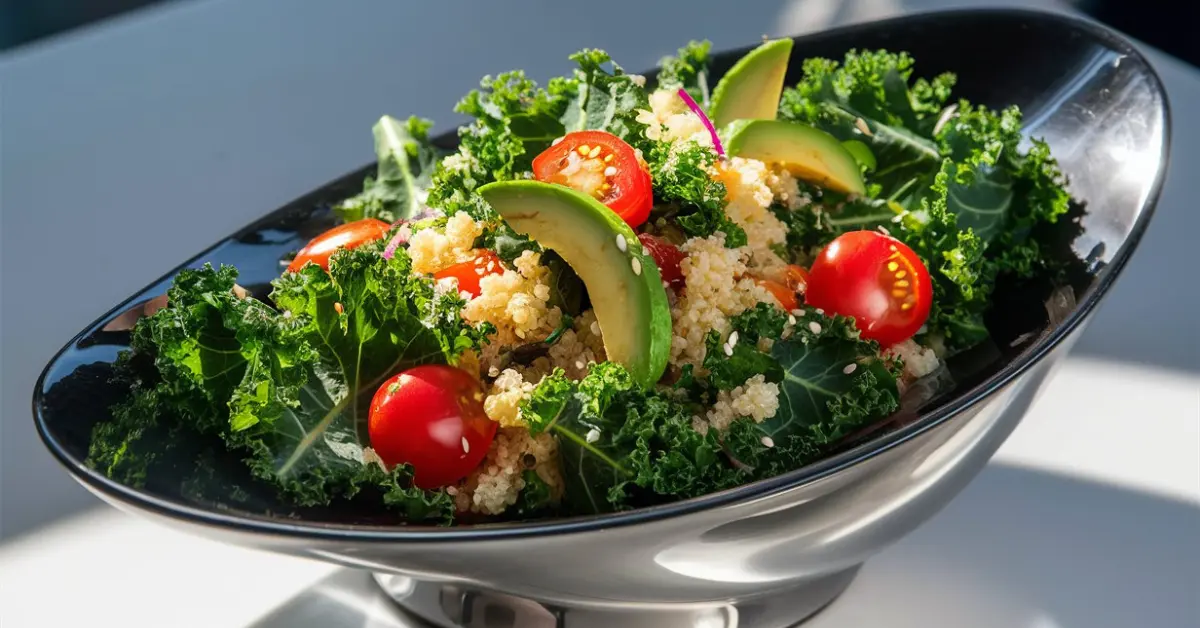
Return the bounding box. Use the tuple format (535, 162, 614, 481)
(477, 181, 671, 387)
(723, 119, 867, 195)
(709, 38, 794, 129)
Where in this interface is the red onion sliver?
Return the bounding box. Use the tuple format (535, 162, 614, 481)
(676, 88, 726, 158)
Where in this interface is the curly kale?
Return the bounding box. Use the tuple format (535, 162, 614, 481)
(779, 49, 1070, 353)
(335, 116, 442, 223)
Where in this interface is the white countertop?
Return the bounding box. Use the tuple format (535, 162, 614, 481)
(1, 1, 1197, 626)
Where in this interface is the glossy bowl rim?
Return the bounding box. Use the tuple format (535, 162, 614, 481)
(32, 6, 1171, 543)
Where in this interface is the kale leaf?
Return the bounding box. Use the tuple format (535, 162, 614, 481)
(335, 116, 441, 223)
(758, 311, 900, 445)
(655, 40, 713, 102)
(646, 139, 747, 247)
(522, 364, 741, 514)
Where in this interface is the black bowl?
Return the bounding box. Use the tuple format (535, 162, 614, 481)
(32, 8, 1169, 627)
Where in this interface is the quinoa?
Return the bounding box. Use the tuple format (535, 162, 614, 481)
(887, 338, 941, 380)
(462, 250, 563, 372)
(636, 89, 714, 147)
(483, 368, 537, 428)
(547, 309, 607, 380)
(668, 234, 777, 368)
(713, 157, 789, 271)
(452, 427, 563, 515)
(700, 374, 781, 433)
(406, 211, 483, 275)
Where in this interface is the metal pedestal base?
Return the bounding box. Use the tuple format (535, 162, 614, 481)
(374, 566, 860, 628)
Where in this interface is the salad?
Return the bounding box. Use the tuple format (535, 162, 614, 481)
(87, 40, 1071, 525)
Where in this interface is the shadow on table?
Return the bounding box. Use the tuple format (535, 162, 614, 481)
(248, 463, 1200, 628)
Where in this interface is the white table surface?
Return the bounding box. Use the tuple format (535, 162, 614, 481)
(1, 1, 1198, 627)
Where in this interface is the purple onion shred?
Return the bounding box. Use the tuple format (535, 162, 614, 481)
(677, 88, 726, 158)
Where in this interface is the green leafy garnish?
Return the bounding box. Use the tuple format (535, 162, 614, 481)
(647, 139, 747, 247)
(758, 311, 900, 445)
(335, 116, 440, 223)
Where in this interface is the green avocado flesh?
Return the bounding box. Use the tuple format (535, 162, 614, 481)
(723, 119, 867, 195)
(709, 38, 794, 129)
(478, 181, 672, 388)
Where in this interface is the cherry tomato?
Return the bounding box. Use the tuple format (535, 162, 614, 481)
(638, 234, 686, 289)
(783, 264, 810, 293)
(757, 279, 798, 312)
(368, 365, 497, 489)
(804, 230, 932, 346)
(432, 250, 504, 298)
(532, 131, 653, 228)
(287, 218, 391, 273)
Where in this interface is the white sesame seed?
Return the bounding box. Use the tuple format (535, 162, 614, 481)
(761, 436, 775, 448)
(575, 360, 586, 369)
(814, 308, 824, 315)
(616, 234, 627, 252)
(723, 343, 734, 356)
(631, 256, 642, 276)
(877, 226, 890, 236)
(787, 315, 797, 325)
(604, 166, 618, 177)
(585, 428, 601, 443)
(808, 321, 823, 334)
(790, 309, 804, 316)
(843, 363, 858, 375)
(728, 331, 739, 347)
(461, 437, 470, 453)
(590, 321, 601, 336)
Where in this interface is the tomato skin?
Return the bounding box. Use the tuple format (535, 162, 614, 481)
(783, 264, 810, 293)
(368, 365, 497, 489)
(532, 131, 653, 228)
(432, 250, 504, 298)
(804, 230, 932, 346)
(287, 219, 391, 273)
(637, 234, 686, 288)
(757, 279, 799, 312)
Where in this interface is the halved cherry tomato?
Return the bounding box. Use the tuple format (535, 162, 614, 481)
(532, 130, 653, 228)
(287, 218, 391, 273)
(804, 230, 932, 346)
(368, 364, 497, 489)
(783, 264, 810, 293)
(432, 250, 504, 298)
(638, 234, 686, 289)
(757, 279, 798, 312)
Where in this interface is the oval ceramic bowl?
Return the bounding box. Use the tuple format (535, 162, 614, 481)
(33, 8, 1168, 628)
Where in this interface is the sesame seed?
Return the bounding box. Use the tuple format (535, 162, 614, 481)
(575, 360, 586, 369)
(631, 257, 642, 276)
(808, 321, 823, 334)
(854, 117, 873, 136)
(604, 166, 618, 177)
(843, 363, 858, 375)
(877, 226, 890, 236)
(814, 308, 824, 315)
(728, 331, 739, 347)
(723, 343, 733, 356)
(616, 234, 627, 252)
(461, 437, 470, 453)
(761, 436, 775, 448)
(787, 315, 797, 325)
(585, 428, 601, 444)
(790, 309, 803, 316)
